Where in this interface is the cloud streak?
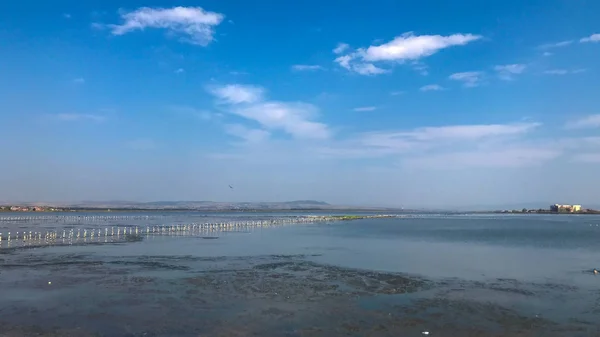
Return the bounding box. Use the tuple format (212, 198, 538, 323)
(209, 84, 264, 104)
(404, 147, 561, 169)
(420, 84, 444, 92)
(449, 71, 484, 87)
(334, 32, 481, 75)
(353, 106, 377, 112)
(494, 64, 526, 80)
(208, 84, 330, 140)
(291, 65, 324, 71)
(55, 114, 106, 122)
(538, 40, 574, 49)
(107, 6, 225, 46)
(544, 69, 586, 75)
(580, 34, 600, 43)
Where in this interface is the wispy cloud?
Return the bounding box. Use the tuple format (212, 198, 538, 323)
(449, 71, 484, 87)
(538, 40, 574, 49)
(319, 122, 543, 165)
(353, 106, 377, 112)
(209, 84, 264, 104)
(72, 77, 85, 84)
(411, 61, 429, 76)
(207, 84, 330, 140)
(63, 13, 72, 19)
(494, 64, 526, 80)
(333, 43, 349, 54)
(390, 91, 405, 96)
(544, 68, 586, 75)
(334, 54, 388, 75)
(580, 34, 600, 43)
(291, 64, 324, 71)
(175, 68, 185, 74)
(104, 6, 225, 46)
(351, 63, 389, 75)
(55, 113, 105, 122)
(382, 123, 540, 142)
(224, 124, 270, 143)
(404, 147, 560, 169)
(334, 32, 481, 75)
(565, 114, 600, 129)
(420, 84, 445, 92)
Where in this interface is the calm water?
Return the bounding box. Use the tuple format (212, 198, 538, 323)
(2, 212, 599, 284)
(1, 212, 599, 335)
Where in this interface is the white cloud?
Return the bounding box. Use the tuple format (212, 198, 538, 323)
(56, 113, 105, 122)
(361, 32, 481, 62)
(538, 40, 574, 49)
(334, 32, 481, 75)
(107, 6, 225, 46)
(353, 106, 377, 112)
(352, 63, 389, 75)
(544, 68, 586, 75)
(420, 84, 444, 92)
(565, 114, 600, 129)
(335, 55, 352, 69)
(224, 124, 270, 143)
(175, 68, 185, 74)
(494, 64, 526, 80)
(378, 123, 540, 142)
(232, 102, 330, 139)
(334, 55, 388, 75)
(209, 84, 264, 104)
(580, 34, 600, 43)
(208, 84, 330, 140)
(449, 71, 484, 87)
(291, 64, 324, 71)
(73, 78, 85, 84)
(333, 43, 349, 54)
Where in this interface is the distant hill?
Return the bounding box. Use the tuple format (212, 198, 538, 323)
(29, 199, 392, 211)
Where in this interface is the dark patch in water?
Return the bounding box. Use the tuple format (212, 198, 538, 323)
(0, 252, 597, 336)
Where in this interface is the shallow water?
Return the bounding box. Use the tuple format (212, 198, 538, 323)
(1, 212, 599, 336)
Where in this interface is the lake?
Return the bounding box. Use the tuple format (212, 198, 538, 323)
(0, 212, 599, 336)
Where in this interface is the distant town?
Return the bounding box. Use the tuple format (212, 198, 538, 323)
(491, 204, 600, 214)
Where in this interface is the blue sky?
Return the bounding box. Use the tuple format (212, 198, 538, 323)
(1, 0, 599, 208)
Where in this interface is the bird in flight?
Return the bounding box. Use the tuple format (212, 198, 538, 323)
(229, 185, 233, 189)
